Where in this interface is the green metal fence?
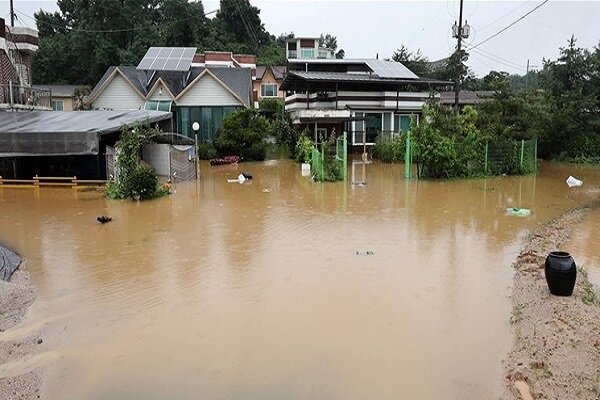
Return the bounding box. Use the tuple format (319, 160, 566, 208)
(485, 139, 537, 175)
(311, 132, 347, 182)
(404, 136, 537, 179)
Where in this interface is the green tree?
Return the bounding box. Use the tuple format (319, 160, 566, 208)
(214, 109, 270, 161)
(319, 33, 345, 59)
(392, 44, 430, 77)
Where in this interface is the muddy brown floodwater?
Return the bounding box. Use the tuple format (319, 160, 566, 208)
(0, 160, 599, 400)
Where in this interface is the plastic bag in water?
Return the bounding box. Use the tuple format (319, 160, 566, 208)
(566, 175, 583, 188)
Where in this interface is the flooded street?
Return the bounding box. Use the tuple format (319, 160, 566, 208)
(1, 160, 599, 400)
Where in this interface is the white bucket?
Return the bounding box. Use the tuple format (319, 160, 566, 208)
(301, 163, 311, 177)
(566, 175, 583, 188)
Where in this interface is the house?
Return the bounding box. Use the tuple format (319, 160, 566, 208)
(192, 51, 256, 70)
(254, 65, 286, 106)
(280, 38, 451, 149)
(32, 84, 81, 111)
(285, 37, 334, 60)
(0, 17, 50, 110)
(88, 48, 253, 142)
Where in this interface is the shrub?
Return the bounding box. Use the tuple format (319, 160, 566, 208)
(127, 164, 160, 200)
(259, 98, 284, 116)
(198, 142, 217, 160)
(372, 133, 405, 163)
(214, 109, 269, 161)
(294, 134, 314, 164)
(106, 123, 168, 200)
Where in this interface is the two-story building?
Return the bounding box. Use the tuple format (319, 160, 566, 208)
(253, 65, 286, 106)
(0, 17, 50, 110)
(281, 38, 451, 149)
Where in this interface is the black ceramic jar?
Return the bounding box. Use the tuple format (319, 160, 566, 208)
(544, 251, 577, 296)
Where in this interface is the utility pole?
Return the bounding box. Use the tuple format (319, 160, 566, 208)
(9, 0, 15, 27)
(452, 0, 470, 110)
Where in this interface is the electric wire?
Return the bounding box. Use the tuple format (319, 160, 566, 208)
(14, 7, 218, 34)
(466, 0, 549, 51)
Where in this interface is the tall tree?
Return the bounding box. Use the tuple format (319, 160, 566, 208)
(391, 44, 430, 77)
(319, 33, 344, 59)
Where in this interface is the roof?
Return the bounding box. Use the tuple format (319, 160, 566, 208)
(282, 71, 450, 86)
(0, 110, 172, 156)
(439, 91, 495, 105)
(89, 66, 252, 106)
(32, 84, 80, 97)
(256, 65, 286, 80)
(364, 59, 418, 79)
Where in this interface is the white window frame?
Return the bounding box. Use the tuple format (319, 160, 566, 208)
(261, 83, 278, 98)
(393, 113, 419, 134)
(352, 112, 382, 146)
(51, 99, 64, 111)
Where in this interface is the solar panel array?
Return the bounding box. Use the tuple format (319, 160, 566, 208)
(137, 47, 197, 71)
(365, 59, 419, 79)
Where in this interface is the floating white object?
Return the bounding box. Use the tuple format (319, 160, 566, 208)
(506, 207, 532, 217)
(301, 163, 311, 177)
(566, 175, 583, 187)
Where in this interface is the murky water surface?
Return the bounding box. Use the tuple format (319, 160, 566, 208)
(1, 160, 599, 399)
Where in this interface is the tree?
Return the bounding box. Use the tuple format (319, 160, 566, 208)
(392, 45, 430, 77)
(33, 0, 209, 85)
(319, 33, 345, 59)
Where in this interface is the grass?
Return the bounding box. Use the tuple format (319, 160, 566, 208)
(578, 266, 599, 306)
(510, 303, 524, 324)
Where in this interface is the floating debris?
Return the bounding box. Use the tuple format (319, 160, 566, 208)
(0, 245, 22, 281)
(506, 208, 532, 217)
(355, 250, 375, 256)
(566, 175, 583, 187)
(352, 181, 366, 187)
(97, 216, 112, 224)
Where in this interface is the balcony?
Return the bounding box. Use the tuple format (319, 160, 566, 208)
(0, 83, 51, 110)
(287, 49, 298, 59)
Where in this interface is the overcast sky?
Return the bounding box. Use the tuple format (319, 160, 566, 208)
(2, 0, 599, 76)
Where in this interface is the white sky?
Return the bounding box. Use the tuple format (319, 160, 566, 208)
(2, 0, 599, 77)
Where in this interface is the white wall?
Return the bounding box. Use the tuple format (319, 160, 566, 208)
(148, 82, 174, 101)
(176, 73, 243, 107)
(142, 144, 170, 176)
(92, 74, 145, 110)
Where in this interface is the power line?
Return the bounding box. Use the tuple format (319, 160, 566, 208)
(14, 8, 218, 34)
(476, 0, 531, 32)
(466, 0, 549, 51)
(470, 48, 527, 72)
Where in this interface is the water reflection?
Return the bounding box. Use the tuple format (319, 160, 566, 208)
(0, 160, 599, 399)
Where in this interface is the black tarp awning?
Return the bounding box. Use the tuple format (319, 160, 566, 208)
(0, 110, 172, 157)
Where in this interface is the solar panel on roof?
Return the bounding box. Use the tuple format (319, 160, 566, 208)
(365, 59, 419, 79)
(137, 47, 197, 71)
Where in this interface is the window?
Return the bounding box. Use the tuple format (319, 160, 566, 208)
(318, 50, 329, 59)
(353, 112, 382, 145)
(51, 100, 64, 111)
(261, 84, 278, 98)
(175, 106, 241, 141)
(316, 128, 327, 144)
(144, 100, 172, 112)
(394, 114, 419, 133)
(300, 48, 315, 59)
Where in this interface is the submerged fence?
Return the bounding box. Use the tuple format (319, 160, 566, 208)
(311, 133, 347, 182)
(402, 134, 537, 179)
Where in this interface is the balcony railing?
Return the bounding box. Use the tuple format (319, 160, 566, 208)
(0, 82, 51, 110)
(287, 50, 298, 59)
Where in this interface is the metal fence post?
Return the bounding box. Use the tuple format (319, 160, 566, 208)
(321, 145, 325, 179)
(343, 132, 348, 182)
(534, 138, 538, 173)
(404, 130, 411, 179)
(520, 139, 525, 170)
(484, 142, 488, 175)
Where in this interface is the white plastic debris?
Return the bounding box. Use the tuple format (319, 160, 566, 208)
(566, 175, 583, 188)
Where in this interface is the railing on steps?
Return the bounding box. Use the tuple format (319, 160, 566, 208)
(0, 175, 107, 188)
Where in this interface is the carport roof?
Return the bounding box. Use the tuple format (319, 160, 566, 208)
(0, 110, 172, 157)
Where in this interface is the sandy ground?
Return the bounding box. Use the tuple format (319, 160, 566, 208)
(0, 267, 42, 400)
(504, 203, 600, 400)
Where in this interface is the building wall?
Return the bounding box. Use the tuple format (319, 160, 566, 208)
(51, 96, 75, 111)
(148, 82, 174, 101)
(92, 74, 145, 110)
(253, 68, 285, 105)
(177, 73, 243, 107)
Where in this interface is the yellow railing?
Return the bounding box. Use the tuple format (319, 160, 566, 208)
(0, 175, 107, 188)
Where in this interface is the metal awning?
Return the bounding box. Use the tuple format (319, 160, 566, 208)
(0, 110, 172, 157)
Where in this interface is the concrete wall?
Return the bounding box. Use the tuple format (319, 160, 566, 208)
(142, 144, 170, 177)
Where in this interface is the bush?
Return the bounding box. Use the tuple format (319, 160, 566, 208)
(259, 98, 284, 116)
(127, 164, 160, 200)
(294, 134, 314, 164)
(372, 133, 405, 163)
(106, 123, 168, 201)
(198, 142, 217, 160)
(214, 109, 269, 161)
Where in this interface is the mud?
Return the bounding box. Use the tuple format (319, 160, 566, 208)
(504, 202, 600, 400)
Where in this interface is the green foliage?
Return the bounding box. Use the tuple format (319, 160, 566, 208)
(214, 108, 269, 161)
(197, 142, 218, 160)
(319, 33, 345, 59)
(294, 134, 314, 164)
(312, 136, 344, 182)
(372, 133, 405, 163)
(259, 98, 284, 114)
(107, 123, 167, 201)
(391, 45, 430, 77)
